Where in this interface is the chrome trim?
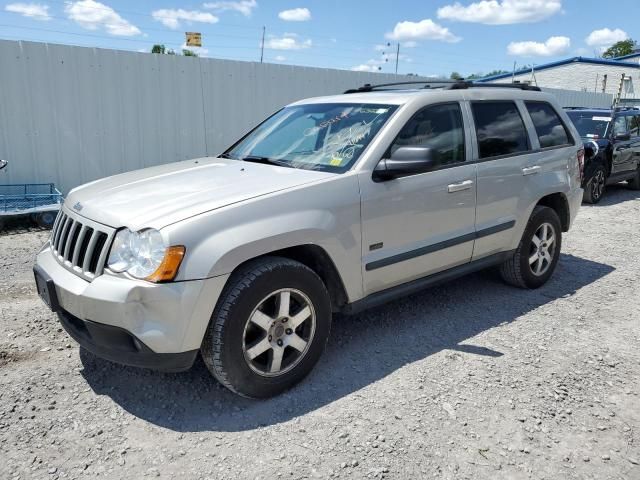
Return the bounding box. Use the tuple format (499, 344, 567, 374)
(49, 206, 115, 282)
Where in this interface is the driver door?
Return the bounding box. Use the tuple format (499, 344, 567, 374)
(359, 102, 477, 296)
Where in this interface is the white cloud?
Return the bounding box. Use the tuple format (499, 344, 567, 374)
(264, 33, 311, 50)
(203, 0, 257, 17)
(5, 3, 50, 20)
(403, 41, 418, 48)
(65, 0, 140, 36)
(278, 7, 311, 21)
(386, 19, 461, 43)
(437, 0, 562, 25)
(351, 64, 381, 72)
(585, 28, 628, 47)
(152, 9, 218, 29)
(507, 36, 570, 56)
(274, 55, 286, 62)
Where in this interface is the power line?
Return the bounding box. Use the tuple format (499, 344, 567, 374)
(0, 8, 507, 65)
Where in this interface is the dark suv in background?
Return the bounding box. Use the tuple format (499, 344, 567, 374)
(565, 107, 640, 203)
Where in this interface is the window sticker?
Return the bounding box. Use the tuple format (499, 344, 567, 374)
(329, 156, 344, 166)
(592, 116, 612, 122)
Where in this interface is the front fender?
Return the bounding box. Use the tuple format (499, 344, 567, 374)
(162, 175, 364, 302)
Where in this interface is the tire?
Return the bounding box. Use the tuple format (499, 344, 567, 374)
(201, 256, 331, 398)
(35, 211, 57, 229)
(582, 165, 607, 204)
(628, 166, 640, 190)
(499, 206, 562, 289)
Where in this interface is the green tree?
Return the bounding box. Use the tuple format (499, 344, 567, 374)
(449, 71, 463, 80)
(602, 39, 635, 58)
(150, 45, 191, 56)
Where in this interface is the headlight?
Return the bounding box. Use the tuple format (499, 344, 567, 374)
(107, 228, 185, 282)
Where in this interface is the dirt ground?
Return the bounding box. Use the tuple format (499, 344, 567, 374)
(1, 185, 639, 480)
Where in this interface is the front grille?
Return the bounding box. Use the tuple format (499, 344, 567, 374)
(50, 207, 115, 281)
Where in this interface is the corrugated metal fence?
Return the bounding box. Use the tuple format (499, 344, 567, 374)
(540, 87, 612, 109)
(0, 40, 614, 193)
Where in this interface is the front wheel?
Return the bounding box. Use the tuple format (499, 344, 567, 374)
(583, 165, 607, 204)
(500, 206, 562, 289)
(201, 257, 331, 398)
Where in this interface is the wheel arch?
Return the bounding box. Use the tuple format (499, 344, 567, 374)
(225, 244, 349, 312)
(536, 192, 570, 232)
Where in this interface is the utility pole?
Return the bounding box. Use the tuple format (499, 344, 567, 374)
(260, 26, 265, 63)
(395, 43, 400, 74)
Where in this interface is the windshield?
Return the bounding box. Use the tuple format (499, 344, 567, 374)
(566, 111, 611, 139)
(223, 103, 398, 173)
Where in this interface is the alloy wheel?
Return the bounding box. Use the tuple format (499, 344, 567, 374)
(528, 222, 557, 276)
(242, 288, 316, 377)
(591, 170, 605, 200)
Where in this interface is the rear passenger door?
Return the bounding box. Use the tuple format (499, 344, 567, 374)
(471, 100, 573, 261)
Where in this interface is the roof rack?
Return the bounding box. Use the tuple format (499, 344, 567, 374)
(343, 80, 455, 93)
(343, 80, 541, 94)
(614, 105, 640, 111)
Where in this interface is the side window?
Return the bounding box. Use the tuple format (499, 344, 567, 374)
(525, 101, 571, 148)
(612, 116, 628, 136)
(629, 115, 640, 136)
(471, 101, 530, 159)
(390, 103, 465, 167)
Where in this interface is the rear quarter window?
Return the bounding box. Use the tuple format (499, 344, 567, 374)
(525, 101, 572, 148)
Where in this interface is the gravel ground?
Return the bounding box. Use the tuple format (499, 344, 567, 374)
(1, 186, 639, 480)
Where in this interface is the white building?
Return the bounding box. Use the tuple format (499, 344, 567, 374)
(481, 55, 640, 101)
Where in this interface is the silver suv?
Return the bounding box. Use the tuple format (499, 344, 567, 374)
(34, 81, 584, 398)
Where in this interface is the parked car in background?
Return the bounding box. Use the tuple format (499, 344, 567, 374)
(34, 82, 583, 398)
(565, 107, 640, 203)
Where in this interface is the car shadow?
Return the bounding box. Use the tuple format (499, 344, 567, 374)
(79, 253, 614, 433)
(589, 183, 640, 207)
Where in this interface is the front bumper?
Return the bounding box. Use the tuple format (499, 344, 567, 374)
(58, 308, 198, 371)
(34, 243, 229, 366)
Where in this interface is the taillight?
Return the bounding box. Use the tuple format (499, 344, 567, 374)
(577, 148, 585, 182)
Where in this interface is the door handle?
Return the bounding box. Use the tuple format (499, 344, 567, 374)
(447, 179, 474, 193)
(522, 165, 541, 176)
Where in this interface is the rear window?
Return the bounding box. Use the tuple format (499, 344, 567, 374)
(525, 102, 572, 148)
(472, 101, 530, 159)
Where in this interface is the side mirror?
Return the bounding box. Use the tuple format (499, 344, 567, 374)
(584, 141, 599, 159)
(614, 132, 631, 141)
(0, 159, 7, 171)
(373, 146, 435, 181)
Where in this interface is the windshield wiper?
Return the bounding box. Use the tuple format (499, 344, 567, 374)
(240, 156, 291, 168)
(219, 152, 235, 159)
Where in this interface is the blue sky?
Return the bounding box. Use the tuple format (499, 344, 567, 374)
(1, 0, 638, 77)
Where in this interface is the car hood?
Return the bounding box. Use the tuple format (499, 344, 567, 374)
(65, 157, 334, 230)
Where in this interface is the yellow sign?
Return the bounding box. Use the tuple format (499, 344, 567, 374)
(185, 32, 202, 47)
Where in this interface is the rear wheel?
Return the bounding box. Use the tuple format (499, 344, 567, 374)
(583, 165, 606, 204)
(201, 257, 331, 398)
(500, 206, 562, 289)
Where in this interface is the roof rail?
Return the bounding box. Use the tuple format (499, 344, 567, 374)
(614, 105, 640, 111)
(343, 80, 455, 94)
(448, 81, 541, 91)
(343, 80, 541, 94)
